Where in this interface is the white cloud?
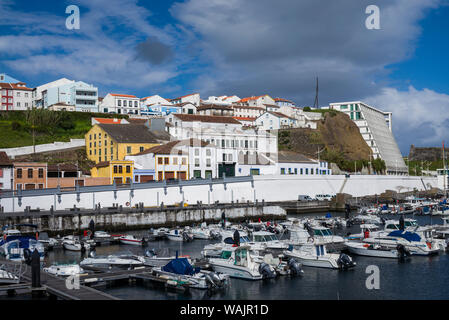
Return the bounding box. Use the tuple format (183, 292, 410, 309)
(365, 86, 449, 153)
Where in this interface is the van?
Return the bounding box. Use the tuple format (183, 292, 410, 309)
(298, 195, 313, 202)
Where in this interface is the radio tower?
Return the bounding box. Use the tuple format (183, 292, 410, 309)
(313, 77, 319, 109)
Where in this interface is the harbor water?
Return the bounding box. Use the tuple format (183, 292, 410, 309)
(3, 212, 449, 300)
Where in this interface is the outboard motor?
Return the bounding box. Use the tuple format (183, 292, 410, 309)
(396, 244, 411, 259)
(204, 273, 217, 289)
(380, 217, 386, 225)
(23, 248, 32, 265)
(80, 242, 86, 253)
(337, 253, 355, 270)
(259, 262, 276, 279)
(287, 258, 303, 276)
(141, 237, 148, 247)
(210, 230, 221, 240)
(182, 232, 193, 242)
(89, 250, 97, 258)
(145, 249, 155, 257)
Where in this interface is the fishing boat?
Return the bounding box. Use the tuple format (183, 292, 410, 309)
(208, 245, 276, 280)
(152, 257, 229, 290)
(118, 234, 147, 246)
(283, 243, 356, 269)
(345, 241, 410, 258)
(44, 264, 85, 277)
(79, 253, 146, 272)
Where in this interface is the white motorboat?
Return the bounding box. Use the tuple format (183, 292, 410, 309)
(118, 234, 146, 246)
(0, 238, 45, 262)
(201, 232, 251, 258)
(283, 243, 356, 269)
(352, 214, 382, 224)
(94, 231, 111, 239)
(345, 241, 410, 258)
(166, 228, 194, 242)
(143, 248, 192, 267)
(44, 264, 85, 277)
(62, 236, 91, 252)
(247, 231, 289, 253)
(346, 224, 383, 241)
(191, 223, 221, 240)
(80, 253, 146, 271)
(152, 258, 229, 290)
(208, 245, 276, 280)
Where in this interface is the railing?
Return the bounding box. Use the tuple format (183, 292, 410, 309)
(0, 260, 27, 284)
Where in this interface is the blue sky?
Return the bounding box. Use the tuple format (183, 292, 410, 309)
(0, 0, 449, 154)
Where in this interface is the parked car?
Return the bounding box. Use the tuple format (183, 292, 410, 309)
(298, 195, 313, 202)
(315, 194, 333, 201)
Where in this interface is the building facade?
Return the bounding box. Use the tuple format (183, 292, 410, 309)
(0, 152, 13, 190)
(13, 162, 47, 190)
(100, 93, 140, 115)
(329, 101, 406, 175)
(90, 160, 134, 184)
(0, 82, 33, 111)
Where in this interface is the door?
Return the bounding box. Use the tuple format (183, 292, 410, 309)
(158, 172, 163, 181)
(25, 184, 35, 190)
(218, 164, 235, 178)
(178, 171, 187, 180)
(113, 177, 122, 185)
(205, 170, 212, 179)
(141, 175, 154, 183)
(75, 179, 84, 187)
(165, 171, 175, 180)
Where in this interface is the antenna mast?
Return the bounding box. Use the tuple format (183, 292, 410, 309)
(313, 77, 319, 109)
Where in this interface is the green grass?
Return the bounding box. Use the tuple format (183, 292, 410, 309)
(0, 110, 128, 148)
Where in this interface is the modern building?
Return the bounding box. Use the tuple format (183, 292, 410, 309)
(0, 152, 13, 190)
(85, 124, 164, 164)
(99, 93, 140, 115)
(33, 78, 98, 112)
(329, 101, 406, 175)
(0, 82, 33, 111)
(13, 162, 47, 190)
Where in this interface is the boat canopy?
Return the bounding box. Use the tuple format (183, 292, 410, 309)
(162, 258, 200, 276)
(387, 230, 421, 242)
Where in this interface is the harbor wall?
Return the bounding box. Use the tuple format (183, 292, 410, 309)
(0, 174, 438, 214)
(0, 205, 285, 234)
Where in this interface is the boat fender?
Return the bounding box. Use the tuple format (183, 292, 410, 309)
(426, 242, 432, 249)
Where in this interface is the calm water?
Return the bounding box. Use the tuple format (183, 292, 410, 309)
(4, 212, 449, 300)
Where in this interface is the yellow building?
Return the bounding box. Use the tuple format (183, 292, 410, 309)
(90, 160, 134, 184)
(85, 123, 162, 164)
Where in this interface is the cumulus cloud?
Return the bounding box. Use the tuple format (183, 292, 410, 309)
(365, 86, 449, 154)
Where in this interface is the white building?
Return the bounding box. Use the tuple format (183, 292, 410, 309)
(0, 152, 13, 190)
(329, 101, 406, 175)
(169, 93, 201, 107)
(125, 138, 217, 180)
(166, 114, 278, 177)
(255, 111, 298, 130)
(232, 105, 265, 118)
(100, 93, 140, 115)
(32, 78, 76, 109)
(197, 104, 234, 116)
(235, 95, 276, 107)
(202, 95, 241, 105)
(0, 82, 33, 111)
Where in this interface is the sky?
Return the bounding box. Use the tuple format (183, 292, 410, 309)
(0, 0, 449, 155)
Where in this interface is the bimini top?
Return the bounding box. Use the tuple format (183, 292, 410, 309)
(387, 230, 421, 242)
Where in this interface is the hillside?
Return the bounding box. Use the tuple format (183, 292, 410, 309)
(0, 110, 128, 148)
(279, 111, 385, 172)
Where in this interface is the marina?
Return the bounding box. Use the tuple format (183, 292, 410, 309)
(0, 195, 448, 300)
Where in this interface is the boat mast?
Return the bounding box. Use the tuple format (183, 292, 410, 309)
(444, 141, 448, 198)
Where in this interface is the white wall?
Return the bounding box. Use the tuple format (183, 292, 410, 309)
(0, 139, 85, 158)
(0, 175, 438, 213)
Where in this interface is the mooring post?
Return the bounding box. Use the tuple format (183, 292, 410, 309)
(31, 249, 41, 289)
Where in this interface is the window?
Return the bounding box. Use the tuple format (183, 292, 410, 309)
(123, 100, 127, 107)
(305, 168, 309, 175)
(90, 134, 92, 140)
(140, 147, 144, 152)
(300, 168, 303, 175)
(223, 154, 226, 161)
(195, 149, 199, 156)
(105, 148, 107, 155)
(17, 168, 22, 179)
(206, 149, 211, 156)
(126, 166, 131, 173)
(105, 140, 107, 146)
(127, 146, 131, 154)
(164, 157, 169, 165)
(28, 168, 33, 178)
(38, 168, 44, 178)
(206, 158, 211, 167)
(195, 158, 200, 167)
(173, 158, 178, 165)
(94, 142, 96, 147)
(182, 158, 187, 165)
(158, 158, 163, 165)
(280, 168, 285, 175)
(114, 166, 118, 174)
(117, 100, 121, 106)
(118, 166, 123, 174)
(16, 92, 20, 97)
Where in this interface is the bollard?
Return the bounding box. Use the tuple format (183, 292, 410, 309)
(31, 249, 41, 288)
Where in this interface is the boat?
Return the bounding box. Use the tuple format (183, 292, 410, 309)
(208, 245, 276, 280)
(143, 248, 191, 267)
(38, 232, 59, 250)
(80, 253, 146, 272)
(166, 228, 194, 242)
(62, 236, 91, 252)
(247, 230, 289, 254)
(148, 228, 169, 241)
(251, 253, 304, 276)
(0, 238, 45, 262)
(44, 264, 85, 277)
(190, 223, 221, 240)
(152, 257, 229, 290)
(345, 241, 410, 258)
(283, 243, 356, 269)
(352, 214, 382, 224)
(346, 224, 383, 241)
(118, 234, 147, 246)
(201, 231, 252, 258)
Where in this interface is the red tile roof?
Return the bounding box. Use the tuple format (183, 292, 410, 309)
(233, 116, 256, 121)
(0, 83, 33, 91)
(93, 118, 124, 124)
(237, 95, 265, 103)
(274, 98, 294, 103)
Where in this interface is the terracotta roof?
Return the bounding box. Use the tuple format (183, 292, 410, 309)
(93, 118, 124, 124)
(110, 94, 137, 98)
(169, 93, 199, 101)
(97, 124, 161, 143)
(233, 116, 256, 121)
(47, 164, 80, 172)
(134, 139, 211, 156)
(274, 98, 294, 103)
(0, 152, 12, 166)
(237, 95, 265, 103)
(0, 83, 33, 91)
(172, 114, 241, 124)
